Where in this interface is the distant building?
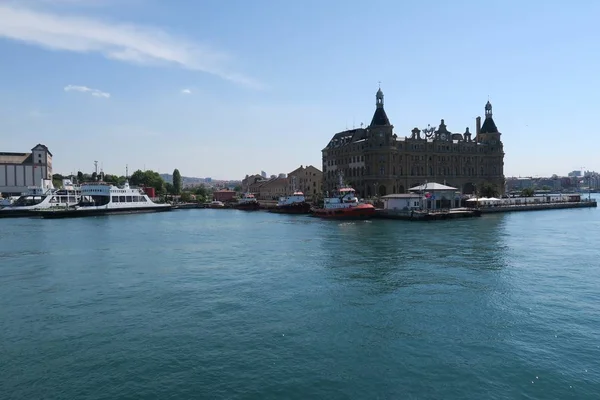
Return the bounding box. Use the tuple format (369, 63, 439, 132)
(278, 173, 287, 178)
(568, 170, 582, 178)
(261, 171, 267, 178)
(257, 177, 288, 200)
(287, 165, 323, 200)
(322, 88, 505, 197)
(213, 189, 236, 203)
(204, 177, 212, 183)
(0, 144, 53, 195)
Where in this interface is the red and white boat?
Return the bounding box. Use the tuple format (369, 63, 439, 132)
(234, 192, 260, 211)
(311, 175, 375, 220)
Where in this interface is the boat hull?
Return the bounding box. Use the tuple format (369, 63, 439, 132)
(34, 205, 173, 219)
(234, 202, 260, 211)
(0, 207, 73, 218)
(269, 202, 312, 214)
(0, 209, 37, 218)
(311, 204, 376, 220)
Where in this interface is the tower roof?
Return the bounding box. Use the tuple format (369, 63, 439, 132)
(480, 101, 499, 133)
(480, 118, 498, 133)
(370, 107, 390, 126)
(370, 87, 390, 126)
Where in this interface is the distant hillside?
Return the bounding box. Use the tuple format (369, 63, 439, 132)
(160, 173, 240, 186)
(160, 173, 207, 185)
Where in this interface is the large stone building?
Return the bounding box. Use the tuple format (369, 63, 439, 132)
(0, 144, 53, 195)
(322, 89, 505, 197)
(286, 165, 322, 200)
(242, 165, 323, 201)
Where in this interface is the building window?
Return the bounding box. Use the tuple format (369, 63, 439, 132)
(380, 167, 385, 175)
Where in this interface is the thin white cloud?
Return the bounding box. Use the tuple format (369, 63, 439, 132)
(0, 4, 262, 89)
(64, 84, 110, 98)
(181, 88, 192, 95)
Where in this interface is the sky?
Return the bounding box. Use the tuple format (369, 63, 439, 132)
(0, 0, 599, 179)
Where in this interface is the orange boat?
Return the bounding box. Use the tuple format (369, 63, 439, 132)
(311, 175, 375, 220)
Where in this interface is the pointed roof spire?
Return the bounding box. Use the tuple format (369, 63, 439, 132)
(480, 100, 499, 133)
(370, 86, 390, 126)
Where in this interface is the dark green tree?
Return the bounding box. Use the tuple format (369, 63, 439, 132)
(180, 192, 193, 202)
(129, 169, 165, 192)
(479, 183, 499, 198)
(172, 169, 182, 195)
(91, 172, 98, 181)
(77, 171, 84, 183)
(165, 182, 175, 195)
(521, 187, 535, 197)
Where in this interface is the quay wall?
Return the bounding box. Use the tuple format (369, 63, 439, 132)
(478, 200, 597, 214)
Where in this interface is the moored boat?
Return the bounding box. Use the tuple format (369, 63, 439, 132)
(206, 200, 226, 209)
(234, 192, 260, 211)
(269, 191, 311, 214)
(34, 180, 171, 219)
(0, 179, 81, 218)
(311, 174, 375, 220)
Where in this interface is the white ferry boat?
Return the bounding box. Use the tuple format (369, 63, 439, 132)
(0, 179, 81, 218)
(36, 180, 171, 218)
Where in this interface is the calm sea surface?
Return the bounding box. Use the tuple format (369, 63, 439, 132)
(1, 197, 599, 399)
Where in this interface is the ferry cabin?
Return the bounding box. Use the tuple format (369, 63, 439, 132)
(8, 179, 80, 208)
(324, 188, 359, 209)
(79, 182, 151, 207)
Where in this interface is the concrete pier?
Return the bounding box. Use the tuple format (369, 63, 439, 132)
(374, 209, 481, 221)
(475, 200, 597, 214)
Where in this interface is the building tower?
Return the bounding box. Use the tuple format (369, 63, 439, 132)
(476, 100, 505, 193)
(477, 101, 500, 144)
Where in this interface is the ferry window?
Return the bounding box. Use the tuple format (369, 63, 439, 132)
(119, 196, 125, 202)
(126, 196, 132, 202)
(112, 196, 119, 202)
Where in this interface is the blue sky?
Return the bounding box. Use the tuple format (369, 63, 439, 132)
(0, 0, 598, 179)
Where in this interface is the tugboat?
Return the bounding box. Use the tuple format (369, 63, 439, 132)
(206, 200, 226, 209)
(34, 180, 171, 218)
(234, 192, 260, 211)
(269, 177, 311, 214)
(0, 178, 81, 218)
(311, 173, 375, 220)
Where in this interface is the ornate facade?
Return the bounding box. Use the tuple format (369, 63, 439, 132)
(322, 89, 505, 197)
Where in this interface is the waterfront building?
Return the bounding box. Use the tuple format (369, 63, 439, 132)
(322, 89, 505, 197)
(286, 165, 323, 201)
(0, 144, 53, 196)
(213, 189, 236, 203)
(243, 165, 323, 201)
(381, 193, 423, 211)
(408, 182, 461, 209)
(256, 177, 287, 200)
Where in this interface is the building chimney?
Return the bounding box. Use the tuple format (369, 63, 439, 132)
(476, 116, 481, 135)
